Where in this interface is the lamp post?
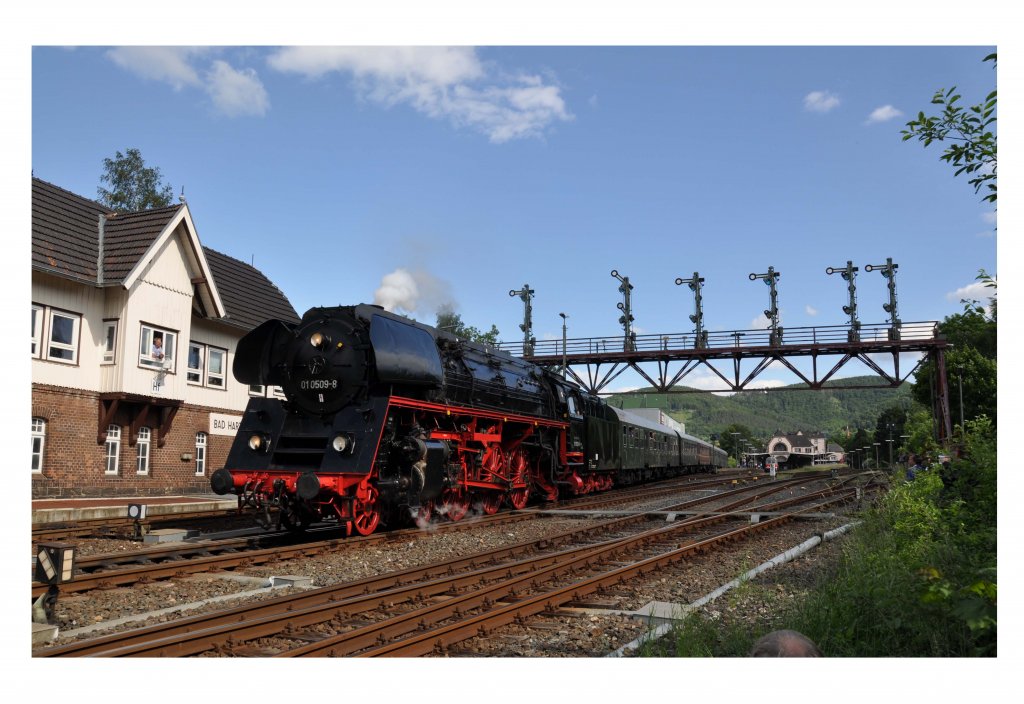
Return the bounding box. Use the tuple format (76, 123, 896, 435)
(886, 422, 896, 469)
(730, 432, 740, 466)
(559, 312, 569, 378)
(955, 365, 965, 431)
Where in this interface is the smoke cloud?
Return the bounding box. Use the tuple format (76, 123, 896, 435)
(373, 268, 455, 317)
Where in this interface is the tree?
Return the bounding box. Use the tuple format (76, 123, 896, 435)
(435, 309, 500, 346)
(901, 53, 997, 203)
(98, 148, 174, 212)
(911, 272, 997, 429)
(717, 423, 758, 462)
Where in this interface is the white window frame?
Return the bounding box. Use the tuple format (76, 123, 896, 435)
(136, 427, 151, 475)
(249, 384, 266, 396)
(187, 342, 205, 385)
(102, 320, 118, 364)
(139, 324, 176, 372)
(207, 347, 227, 388)
(31, 304, 43, 358)
(195, 432, 207, 476)
(46, 308, 81, 364)
(32, 418, 46, 474)
(105, 425, 121, 475)
(188, 342, 227, 390)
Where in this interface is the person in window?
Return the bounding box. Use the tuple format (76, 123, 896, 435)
(151, 335, 165, 361)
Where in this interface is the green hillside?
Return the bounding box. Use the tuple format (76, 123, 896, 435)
(609, 376, 912, 441)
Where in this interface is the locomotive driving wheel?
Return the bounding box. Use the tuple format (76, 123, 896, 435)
(438, 488, 470, 522)
(473, 491, 502, 515)
(413, 500, 435, 526)
(351, 483, 381, 536)
(505, 448, 530, 510)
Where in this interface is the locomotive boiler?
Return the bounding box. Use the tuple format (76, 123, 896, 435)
(211, 304, 726, 535)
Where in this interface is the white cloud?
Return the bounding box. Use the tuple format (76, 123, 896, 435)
(805, 305, 819, 316)
(106, 48, 268, 118)
(267, 46, 572, 143)
(981, 211, 997, 225)
(106, 47, 205, 90)
(803, 90, 840, 113)
(865, 104, 903, 124)
(947, 280, 996, 306)
(205, 61, 269, 117)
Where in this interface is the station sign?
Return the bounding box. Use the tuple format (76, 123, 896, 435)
(209, 413, 243, 437)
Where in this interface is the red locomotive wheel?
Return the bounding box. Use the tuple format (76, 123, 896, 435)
(351, 484, 381, 536)
(505, 449, 530, 510)
(439, 488, 469, 522)
(481, 446, 506, 483)
(474, 492, 502, 515)
(414, 500, 435, 525)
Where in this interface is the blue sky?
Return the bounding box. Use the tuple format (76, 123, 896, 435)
(30, 44, 998, 390)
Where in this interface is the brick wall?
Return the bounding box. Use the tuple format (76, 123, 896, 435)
(31, 384, 239, 498)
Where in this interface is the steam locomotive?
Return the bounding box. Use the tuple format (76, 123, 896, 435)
(211, 304, 727, 534)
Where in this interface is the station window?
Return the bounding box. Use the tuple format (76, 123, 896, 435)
(139, 324, 176, 372)
(102, 320, 118, 364)
(136, 427, 151, 475)
(31, 305, 43, 358)
(195, 432, 207, 476)
(207, 347, 226, 387)
(47, 309, 81, 364)
(105, 425, 121, 475)
(31, 418, 45, 473)
(188, 342, 226, 389)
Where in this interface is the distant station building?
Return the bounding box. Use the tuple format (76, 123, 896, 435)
(764, 430, 845, 468)
(31, 177, 299, 498)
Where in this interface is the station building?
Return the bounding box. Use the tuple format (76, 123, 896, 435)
(31, 177, 300, 498)
(765, 430, 845, 468)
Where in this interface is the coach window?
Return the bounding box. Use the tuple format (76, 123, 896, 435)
(31, 305, 43, 358)
(47, 309, 81, 364)
(105, 425, 121, 475)
(31, 418, 46, 473)
(102, 320, 118, 364)
(195, 432, 207, 476)
(136, 427, 151, 475)
(207, 347, 227, 388)
(139, 325, 176, 371)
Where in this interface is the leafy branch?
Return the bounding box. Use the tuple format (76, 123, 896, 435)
(901, 53, 997, 203)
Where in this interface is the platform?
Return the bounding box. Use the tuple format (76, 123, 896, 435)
(32, 495, 238, 526)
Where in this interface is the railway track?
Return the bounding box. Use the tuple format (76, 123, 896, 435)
(32, 472, 772, 598)
(36, 474, 864, 657)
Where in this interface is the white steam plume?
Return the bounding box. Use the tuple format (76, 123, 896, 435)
(374, 268, 455, 317)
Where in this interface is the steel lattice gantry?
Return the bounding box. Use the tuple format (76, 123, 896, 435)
(498, 320, 953, 442)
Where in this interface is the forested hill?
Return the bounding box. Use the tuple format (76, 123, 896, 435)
(609, 376, 912, 439)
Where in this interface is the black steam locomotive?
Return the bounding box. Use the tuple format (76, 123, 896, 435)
(211, 304, 727, 534)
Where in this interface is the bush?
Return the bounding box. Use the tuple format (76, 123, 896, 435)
(642, 418, 996, 657)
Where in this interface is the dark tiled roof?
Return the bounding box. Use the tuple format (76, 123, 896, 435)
(32, 177, 299, 333)
(103, 204, 184, 282)
(32, 178, 108, 283)
(203, 247, 300, 330)
(32, 177, 181, 285)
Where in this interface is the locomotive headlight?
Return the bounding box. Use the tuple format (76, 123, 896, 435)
(248, 433, 269, 453)
(332, 433, 354, 454)
(310, 332, 326, 349)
